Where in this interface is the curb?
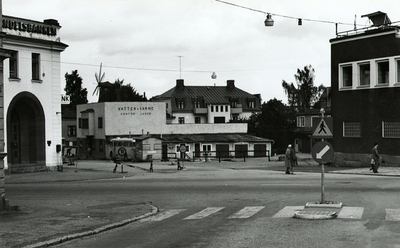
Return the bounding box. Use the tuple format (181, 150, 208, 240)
(305, 201, 343, 209)
(23, 203, 159, 248)
(293, 210, 338, 220)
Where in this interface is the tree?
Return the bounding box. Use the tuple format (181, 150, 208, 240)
(97, 78, 147, 102)
(282, 65, 325, 113)
(251, 99, 294, 154)
(64, 70, 88, 105)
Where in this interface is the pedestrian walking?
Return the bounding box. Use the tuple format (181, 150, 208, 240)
(371, 143, 380, 173)
(285, 144, 297, 174)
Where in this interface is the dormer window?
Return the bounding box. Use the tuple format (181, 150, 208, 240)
(248, 101, 255, 108)
(177, 100, 185, 109)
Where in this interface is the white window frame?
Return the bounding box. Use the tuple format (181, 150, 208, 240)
(377, 59, 389, 85)
(343, 122, 361, 138)
(340, 64, 353, 89)
(382, 121, 400, 138)
(297, 116, 305, 127)
(358, 62, 370, 87)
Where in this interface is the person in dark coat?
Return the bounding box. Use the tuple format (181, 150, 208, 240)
(371, 143, 380, 173)
(285, 144, 297, 174)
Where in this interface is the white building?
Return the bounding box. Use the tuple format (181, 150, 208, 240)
(76, 101, 272, 161)
(2, 16, 68, 172)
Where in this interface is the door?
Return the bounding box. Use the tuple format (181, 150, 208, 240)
(235, 144, 248, 158)
(254, 144, 266, 157)
(216, 144, 229, 158)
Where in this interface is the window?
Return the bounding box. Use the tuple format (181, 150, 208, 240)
(214, 117, 225, 123)
(225, 106, 228, 112)
(220, 106, 223, 112)
(341, 65, 352, 87)
(248, 101, 255, 108)
(178, 117, 185, 124)
(359, 63, 370, 86)
(202, 144, 211, 152)
(98, 117, 103, 129)
(211, 106, 214, 112)
(195, 117, 201, 123)
(32, 53, 40, 80)
(397, 59, 400, 84)
(343, 122, 361, 137)
(232, 101, 237, 108)
(81, 118, 89, 129)
(216, 105, 219, 112)
(382, 121, 400, 138)
(177, 100, 185, 109)
(78, 118, 82, 128)
(297, 116, 305, 127)
(377, 60, 389, 85)
(9, 51, 18, 78)
(195, 101, 201, 108)
(67, 126, 76, 137)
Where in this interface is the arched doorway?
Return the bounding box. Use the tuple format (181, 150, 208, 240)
(7, 92, 45, 171)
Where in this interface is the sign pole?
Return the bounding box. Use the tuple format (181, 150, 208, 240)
(321, 162, 325, 203)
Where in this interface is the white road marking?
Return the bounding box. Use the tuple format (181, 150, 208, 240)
(146, 209, 186, 221)
(385, 209, 400, 221)
(183, 207, 225, 220)
(337, 206, 364, 219)
(228, 206, 265, 219)
(273, 206, 304, 218)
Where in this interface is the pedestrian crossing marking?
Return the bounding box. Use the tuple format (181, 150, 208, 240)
(147, 209, 186, 221)
(183, 207, 225, 220)
(273, 206, 304, 218)
(385, 209, 400, 221)
(228, 206, 265, 219)
(337, 207, 364, 219)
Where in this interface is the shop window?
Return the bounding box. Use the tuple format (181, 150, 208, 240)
(343, 122, 361, 137)
(178, 117, 185, 124)
(341, 65, 352, 87)
(377, 60, 389, 85)
(359, 62, 370, 86)
(32, 53, 40, 80)
(67, 126, 76, 137)
(98, 117, 103, 129)
(9, 51, 18, 79)
(382, 121, 400, 138)
(195, 117, 201, 123)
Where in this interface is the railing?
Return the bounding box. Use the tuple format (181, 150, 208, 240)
(192, 150, 270, 163)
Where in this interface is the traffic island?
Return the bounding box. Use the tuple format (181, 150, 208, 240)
(305, 201, 343, 209)
(293, 210, 338, 220)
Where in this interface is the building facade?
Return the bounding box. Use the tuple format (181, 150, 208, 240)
(2, 15, 68, 172)
(76, 101, 272, 161)
(330, 12, 400, 166)
(151, 79, 262, 124)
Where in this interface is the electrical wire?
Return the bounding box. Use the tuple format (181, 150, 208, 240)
(216, 0, 363, 26)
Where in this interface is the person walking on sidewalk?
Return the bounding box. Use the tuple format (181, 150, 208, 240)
(285, 144, 297, 174)
(371, 143, 380, 173)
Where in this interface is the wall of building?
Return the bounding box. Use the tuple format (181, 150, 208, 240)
(331, 29, 400, 166)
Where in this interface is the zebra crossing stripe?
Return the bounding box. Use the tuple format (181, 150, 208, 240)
(183, 207, 225, 220)
(273, 206, 304, 218)
(147, 209, 186, 221)
(228, 206, 265, 219)
(337, 207, 364, 219)
(385, 209, 400, 221)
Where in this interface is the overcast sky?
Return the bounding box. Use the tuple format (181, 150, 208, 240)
(4, 0, 400, 103)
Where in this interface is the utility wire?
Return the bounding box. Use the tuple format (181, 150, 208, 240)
(216, 0, 362, 26)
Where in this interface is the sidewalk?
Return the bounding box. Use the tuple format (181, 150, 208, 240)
(2, 157, 400, 247)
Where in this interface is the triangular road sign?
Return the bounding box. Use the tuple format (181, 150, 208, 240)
(313, 118, 333, 137)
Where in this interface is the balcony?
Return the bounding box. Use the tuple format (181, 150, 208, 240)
(231, 104, 243, 114)
(193, 107, 207, 114)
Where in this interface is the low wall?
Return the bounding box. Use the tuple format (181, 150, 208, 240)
(333, 152, 400, 167)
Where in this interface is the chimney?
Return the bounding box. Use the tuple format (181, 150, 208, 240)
(227, 80, 235, 89)
(176, 79, 184, 90)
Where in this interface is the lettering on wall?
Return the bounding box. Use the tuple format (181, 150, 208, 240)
(117, 106, 154, 116)
(2, 18, 57, 36)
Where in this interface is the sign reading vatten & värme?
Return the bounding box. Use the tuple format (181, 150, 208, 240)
(117, 106, 154, 116)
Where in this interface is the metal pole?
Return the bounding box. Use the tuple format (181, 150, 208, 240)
(321, 163, 325, 203)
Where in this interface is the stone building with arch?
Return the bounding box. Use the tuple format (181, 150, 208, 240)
(2, 15, 68, 172)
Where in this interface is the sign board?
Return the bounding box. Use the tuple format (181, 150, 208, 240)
(61, 94, 70, 104)
(312, 117, 333, 138)
(179, 145, 187, 153)
(311, 141, 334, 164)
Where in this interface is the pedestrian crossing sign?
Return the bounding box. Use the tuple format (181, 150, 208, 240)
(312, 118, 333, 138)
